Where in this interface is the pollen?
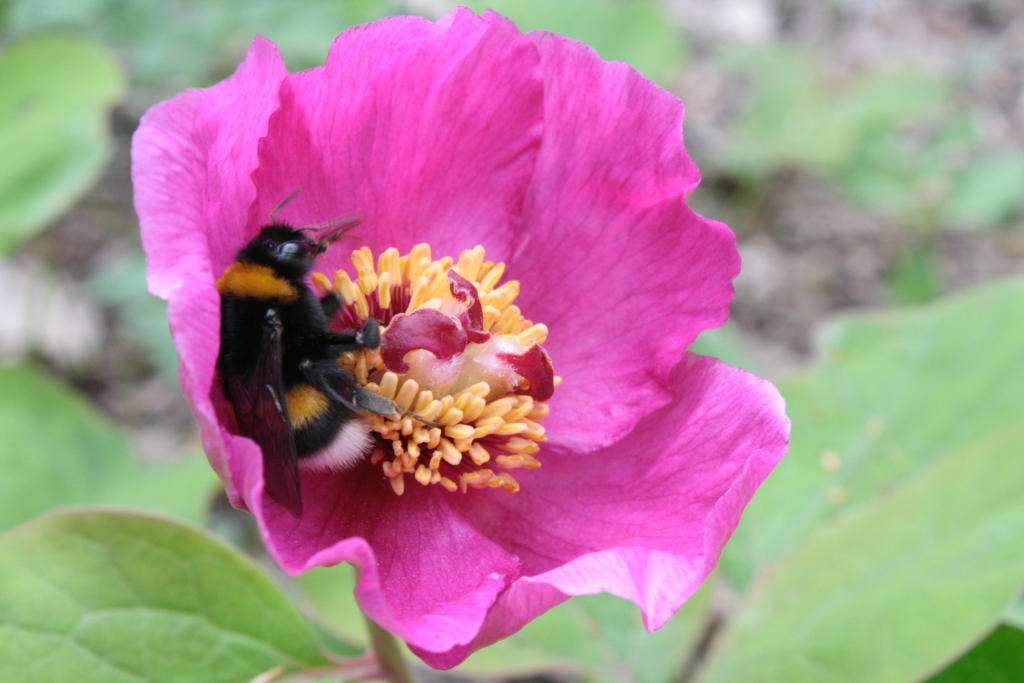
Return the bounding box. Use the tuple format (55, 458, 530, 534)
(315, 244, 557, 496)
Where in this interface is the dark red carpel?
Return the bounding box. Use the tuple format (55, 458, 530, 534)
(447, 270, 491, 344)
(381, 308, 467, 373)
(497, 343, 555, 401)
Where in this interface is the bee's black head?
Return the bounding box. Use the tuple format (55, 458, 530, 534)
(236, 224, 325, 279)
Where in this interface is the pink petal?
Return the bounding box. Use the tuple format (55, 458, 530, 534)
(133, 37, 288, 298)
(131, 12, 786, 670)
(132, 37, 289, 506)
(254, 462, 521, 653)
(421, 354, 789, 668)
(381, 308, 467, 374)
(505, 34, 740, 454)
(167, 280, 241, 501)
(246, 8, 544, 276)
(447, 270, 491, 344)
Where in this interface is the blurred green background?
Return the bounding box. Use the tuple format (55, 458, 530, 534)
(1, 1, 1023, 682)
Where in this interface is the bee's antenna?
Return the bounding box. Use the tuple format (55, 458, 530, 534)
(306, 214, 362, 233)
(303, 214, 363, 248)
(270, 189, 302, 224)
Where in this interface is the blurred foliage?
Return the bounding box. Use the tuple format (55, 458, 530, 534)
(0, 35, 123, 252)
(888, 243, 943, 305)
(466, 0, 685, 85)
(0, 510, 328, 683)
(689, 322, 760, 374)
(944, 151, 1024, 229)
(482, 583, 710, 683)
(717, 42, 1024, 232)
(3, 0, 396, 93)
(718, 45, 947, 175)
(100, 454, 219, 526)
(90, 254, 179, 381)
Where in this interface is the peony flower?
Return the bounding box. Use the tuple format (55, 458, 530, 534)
(132, 8, 789, 669)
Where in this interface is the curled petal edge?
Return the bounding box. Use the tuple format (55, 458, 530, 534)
(447, 270, 491, 344)
(497, 343, 555, 401)
(381, 308, 468, 373)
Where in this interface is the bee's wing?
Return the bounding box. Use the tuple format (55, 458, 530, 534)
(224, 311, 303, 518)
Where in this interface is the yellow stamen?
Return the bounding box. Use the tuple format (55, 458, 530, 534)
(444, 424, 476, 441)
(394, 379, 419, 410)
(478, 262, 504, 294)
(518, 324, 548, 346)
(324, 243, 556, 495)
(378, 272, 392, 309)
(468, 442, 490, 466)
(438, 438, 462, 466)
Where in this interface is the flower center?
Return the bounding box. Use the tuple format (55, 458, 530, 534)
(312, 244, 558, 496)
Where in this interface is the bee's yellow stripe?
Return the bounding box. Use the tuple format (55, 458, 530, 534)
(216, 263, 299, 302)
(285, 384, 330, 428)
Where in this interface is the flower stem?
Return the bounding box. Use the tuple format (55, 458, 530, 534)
(365, 617, 416, 683)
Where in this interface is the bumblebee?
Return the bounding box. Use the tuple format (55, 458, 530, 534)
(216, 214, 400, 517)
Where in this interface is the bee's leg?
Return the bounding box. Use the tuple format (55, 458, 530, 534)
(328, 317, 381, 354)
(353, 386, 438, 428)
(300, 355, 437, 428)
(319, 291, 342, 319)
(298, 360, 361, 414)
(352, 387, 403, 418)
(358, 317, 380, 349)
(352, 387, 439, 428)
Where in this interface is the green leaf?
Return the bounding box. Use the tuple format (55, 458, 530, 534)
(725, 280, 1024, 578)
(1003, 598, 1024, 631)
(705, 280, 1024, 682)
(702, 425, 1024, 683)
(927, 625, 1024, 683)
(465, 0, 685, 85)
(0, 364, 218, 530)
(0, 35, 123, 252)
(0, 509, 327, 683)
(300, 562, 712, 681)
(0, 364, 136, 531)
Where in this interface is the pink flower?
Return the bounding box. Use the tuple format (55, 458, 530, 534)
(132, 8, 788, 669)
